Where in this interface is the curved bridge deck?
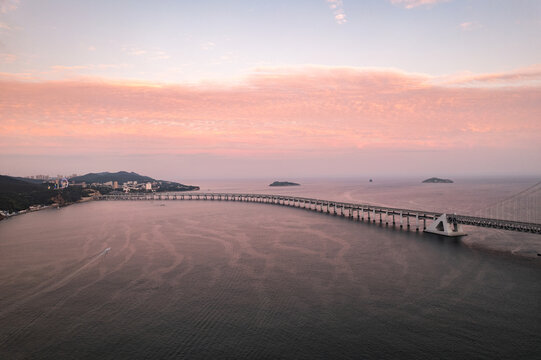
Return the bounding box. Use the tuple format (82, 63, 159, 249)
(97, 193, 541, 235)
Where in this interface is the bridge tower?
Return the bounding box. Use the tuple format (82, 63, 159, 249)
(425, 214, 466, 237)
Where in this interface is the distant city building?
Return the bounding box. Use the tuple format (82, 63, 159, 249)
(104, 181, 113, 187)
(113, 181, 118, 189)
(145, 182, 152, 190)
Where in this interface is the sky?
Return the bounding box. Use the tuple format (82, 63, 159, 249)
(0, 0, 540, 180)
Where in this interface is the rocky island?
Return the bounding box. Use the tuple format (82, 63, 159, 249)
(422, 177, 454, 183)
(269, 181, 300, 187)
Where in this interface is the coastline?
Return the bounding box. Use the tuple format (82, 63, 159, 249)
(0, 196, 96, 221)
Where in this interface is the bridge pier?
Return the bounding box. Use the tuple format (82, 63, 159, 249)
(407, 214, 410, 229)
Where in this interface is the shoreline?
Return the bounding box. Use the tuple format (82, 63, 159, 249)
(0, 196, 96, 221)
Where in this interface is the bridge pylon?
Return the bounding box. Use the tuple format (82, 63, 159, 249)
(425, 214, 466, 237)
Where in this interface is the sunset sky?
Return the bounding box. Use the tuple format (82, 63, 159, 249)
(1, 0, 540, 180)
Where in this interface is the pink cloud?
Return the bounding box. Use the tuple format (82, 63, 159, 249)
(0, 0, 19, 14)
(326, 0, 347, 24)
(440, 65, 541, 86)
(0, 66, 539, 158)
(460, 21, 482, 31)
(0, 53, 16, 63)
(390, 0, 449, 9)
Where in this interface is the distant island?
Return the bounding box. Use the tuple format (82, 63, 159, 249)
(422, 177, 454, 183)
(269, 181, 300, 187)
(0, 171, 199, 218)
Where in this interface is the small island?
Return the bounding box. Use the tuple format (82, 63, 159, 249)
(422, 177, 454, 183)
(269, 181, 300, 187)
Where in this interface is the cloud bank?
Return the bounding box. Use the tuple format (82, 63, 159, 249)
(0, 66, 539, 163)
(390, 0, 449, 9)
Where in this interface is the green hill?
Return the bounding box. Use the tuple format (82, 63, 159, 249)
(0, 175, 44, 193)
(0, 175, 84, 213)
(70, 171, 154, 184)
(69, 171, 199, 191)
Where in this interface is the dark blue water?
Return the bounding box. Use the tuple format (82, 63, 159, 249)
(0, 180, 540, 359)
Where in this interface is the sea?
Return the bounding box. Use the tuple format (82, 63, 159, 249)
(0, 177, 540, 359)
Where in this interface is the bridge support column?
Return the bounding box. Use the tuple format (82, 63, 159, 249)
(385, 211, 389, 225)
(334, 204, 337, 216)
(423, 218, 426, 230)
(407, 214, 410, 229)
(379, 211, 382, 224)
(367, 208, 371, 222)
(372, 209, 376, 223)
(400, 211, 403, 229)
(416, 214, 419, 231)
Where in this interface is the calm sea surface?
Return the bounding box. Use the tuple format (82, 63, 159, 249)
(1, 178, 540, 359)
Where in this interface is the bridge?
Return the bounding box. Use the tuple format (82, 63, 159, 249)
(97, 193, 541, 236)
